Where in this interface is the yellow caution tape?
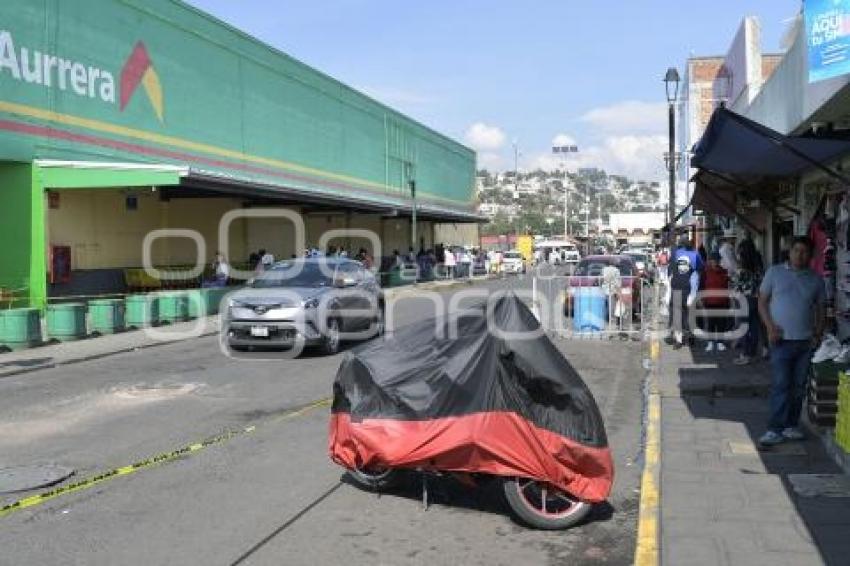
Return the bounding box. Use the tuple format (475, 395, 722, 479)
(0, 398, 331, 519)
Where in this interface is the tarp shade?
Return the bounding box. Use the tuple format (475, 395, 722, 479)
(329, 293, 614, 503)
(691, 107, 850, 182)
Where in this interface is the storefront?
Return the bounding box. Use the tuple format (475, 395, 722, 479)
(0, 0, 481, 308)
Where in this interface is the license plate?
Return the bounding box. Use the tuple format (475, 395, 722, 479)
(250, 326, 269, 337)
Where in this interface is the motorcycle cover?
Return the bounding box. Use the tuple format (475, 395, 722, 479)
(329, 293, 614, 503)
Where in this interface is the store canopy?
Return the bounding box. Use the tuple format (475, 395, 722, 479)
(691, 107, 850, 182)
(688, 108, 850, 223)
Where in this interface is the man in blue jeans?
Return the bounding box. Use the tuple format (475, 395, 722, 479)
(757, 236, 825, 447)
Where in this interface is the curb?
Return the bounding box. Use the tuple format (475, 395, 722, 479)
(635, 334, 662, 566)
(0, 325, 220, 379)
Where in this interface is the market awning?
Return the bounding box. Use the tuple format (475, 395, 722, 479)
(691, 107, 850, 183)
(687, 107, 850, 228)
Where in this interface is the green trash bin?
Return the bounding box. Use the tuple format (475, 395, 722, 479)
(209, 287, 234, 315)
(0, 308, 42, 350)
(89, 298, 125, 334)
(125, 294, 159, 328)
(187, 288, 230, 317)
(387, 268, 404, 288)
(46, 303, 87, 342)
(158, 291, 189, 323)
(187, 290, 204, 319)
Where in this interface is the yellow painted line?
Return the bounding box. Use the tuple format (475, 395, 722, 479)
(0, 397, 331, 519)
(635, 337, 661, 566)
(0, 100, 470, 204)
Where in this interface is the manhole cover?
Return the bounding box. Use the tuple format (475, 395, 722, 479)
(788, 474, 850, 498)
(0, 464, 74, 493)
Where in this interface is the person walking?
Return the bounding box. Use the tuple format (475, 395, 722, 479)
(733, 239, 764, 365)
(700, 251, 730, 353)
(757, 236, 826, 447)
(667, 254, 700, 348)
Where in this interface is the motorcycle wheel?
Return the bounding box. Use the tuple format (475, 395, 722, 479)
(347, 466, 402, 490)
(502, 477, 591, 530)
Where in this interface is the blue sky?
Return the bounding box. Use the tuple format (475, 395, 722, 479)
(187, 0, 801, 181)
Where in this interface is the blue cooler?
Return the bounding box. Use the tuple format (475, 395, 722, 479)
(573, 287, 607, 332)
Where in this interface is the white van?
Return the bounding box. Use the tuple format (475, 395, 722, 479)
(534, 240, 581, 265)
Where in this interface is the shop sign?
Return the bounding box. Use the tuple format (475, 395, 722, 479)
(806, 0, 850, 83)
(0, 30, 163, 121)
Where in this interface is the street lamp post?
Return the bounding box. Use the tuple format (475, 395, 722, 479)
(552, 143, 579, 238)
(664, 67, 680, 240)
(513, 140, 521, 239)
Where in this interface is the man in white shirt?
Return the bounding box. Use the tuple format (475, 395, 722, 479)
(444, 249, 456, 279)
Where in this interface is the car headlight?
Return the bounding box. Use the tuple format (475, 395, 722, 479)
(228, 298, 244, 309)
(303, 297, 320, 309)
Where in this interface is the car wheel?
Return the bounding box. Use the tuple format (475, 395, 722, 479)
(321, 318, 341, 355)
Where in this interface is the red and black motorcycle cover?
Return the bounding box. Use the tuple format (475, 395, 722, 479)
(329, 293, 614, 503)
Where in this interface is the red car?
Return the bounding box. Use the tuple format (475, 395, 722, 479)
(563, 255, 643, 318)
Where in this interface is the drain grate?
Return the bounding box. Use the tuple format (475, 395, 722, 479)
(0, 464, 74, 494)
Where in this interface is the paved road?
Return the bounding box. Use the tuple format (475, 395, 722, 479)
(0, 276, 644, 566)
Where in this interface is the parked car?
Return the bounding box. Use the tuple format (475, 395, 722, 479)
(563, 255, 642, 319)
(502, 250, 526, 274)
(224, 258, 384, 355)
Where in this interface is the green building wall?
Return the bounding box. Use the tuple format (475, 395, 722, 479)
(0, 162, 45, 307)
(0, 0, 475, 208)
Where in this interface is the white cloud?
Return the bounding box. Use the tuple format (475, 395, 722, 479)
(552, 133, 577, 147)
(531, 135, 667, 182)
(476, 151, 504, 170)
(580, 101, 667, 134)
(464, 122, 507, 152)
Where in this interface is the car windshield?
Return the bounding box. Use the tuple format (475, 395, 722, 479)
(251, 261, 335, 288)
(625, 253, 648, 263)
(575, 259, 634, 277)
(504, 252, 522, 259)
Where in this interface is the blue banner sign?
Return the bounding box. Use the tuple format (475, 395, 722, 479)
(807, 0, 850, 83)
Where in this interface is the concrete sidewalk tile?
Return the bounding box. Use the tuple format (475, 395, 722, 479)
(662, 490, 714, 519)
(661, 468, 704, 486)
(663, 450, 701, 471)
(753, 518, 818, 554)
(664, 535, 724, 566)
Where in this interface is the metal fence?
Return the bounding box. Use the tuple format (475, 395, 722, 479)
(531, 272, 659, 340)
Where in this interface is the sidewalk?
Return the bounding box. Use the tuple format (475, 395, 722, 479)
(657, 342, 850, 566)
(0, 276, 489, 379)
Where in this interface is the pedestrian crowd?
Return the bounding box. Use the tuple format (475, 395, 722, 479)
(663, 233, 825, 448)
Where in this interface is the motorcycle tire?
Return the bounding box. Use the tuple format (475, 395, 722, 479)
(502, 477, 591, 530)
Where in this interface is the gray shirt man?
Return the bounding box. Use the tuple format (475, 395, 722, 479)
(759, 264, 825, 341)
